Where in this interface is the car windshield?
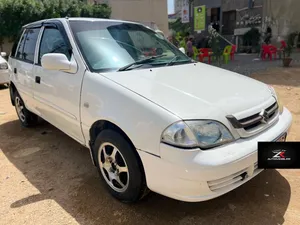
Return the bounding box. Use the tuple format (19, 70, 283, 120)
(69, 20, 192, 72)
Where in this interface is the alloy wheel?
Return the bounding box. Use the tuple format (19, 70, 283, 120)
(15, 96, 26, 122)
(98, 142, 129, 193)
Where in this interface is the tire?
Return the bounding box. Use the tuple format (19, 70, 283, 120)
(0, 84, 8, 89)
(14, 91, 39, 127)
(93, 129, 149, 203)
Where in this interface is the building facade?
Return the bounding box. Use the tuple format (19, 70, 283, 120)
(191, 0, 264, 49)
(91, 0, 169, 35)
(174, 0, 183, 14)
(263, 0, 300, 41)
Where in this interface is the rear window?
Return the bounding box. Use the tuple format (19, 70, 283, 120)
(16, 32, 26, 59)
(22, 28, 40, 63)
(15, 28, 40, 63)
(11, 29, 24, 57)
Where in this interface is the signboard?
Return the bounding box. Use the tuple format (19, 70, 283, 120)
(181, 5, 190, 23)
(194, 5, 206, 31)
(181, 0, 189, 23)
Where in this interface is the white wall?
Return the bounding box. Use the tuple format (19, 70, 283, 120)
(92, 0, 169, 35)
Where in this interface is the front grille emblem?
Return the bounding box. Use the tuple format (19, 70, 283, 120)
(259, 109, 269, 124)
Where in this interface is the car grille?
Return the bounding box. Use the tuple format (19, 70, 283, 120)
(226, 101, 279, 138)
(208, 162, 261, 192)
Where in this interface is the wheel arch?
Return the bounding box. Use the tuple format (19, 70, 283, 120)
(89, 119, 150, 201)
(89, 120, 135, 149)
(89, 120, 145, 172)
(9, 81, 17, 106)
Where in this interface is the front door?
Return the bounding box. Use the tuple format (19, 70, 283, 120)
(33, 24, 85, 144)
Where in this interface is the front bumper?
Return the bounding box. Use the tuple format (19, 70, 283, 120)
(0, 69, 9, 85)
(138, 107, 292, 202)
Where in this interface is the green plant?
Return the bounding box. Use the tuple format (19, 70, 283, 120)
(284, 31, 298, 58)
(243, 28, 261, 52)
(169, 18, 191, 36)
(208, 26, 222, 65)
(0, 0, 111, 42)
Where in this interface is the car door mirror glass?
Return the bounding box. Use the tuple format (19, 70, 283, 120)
(41, 53, 76, 73)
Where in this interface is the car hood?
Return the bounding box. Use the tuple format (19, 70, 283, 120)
(101, 63, 272, 119)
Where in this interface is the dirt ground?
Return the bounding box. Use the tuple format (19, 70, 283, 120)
(1, 67, 300, 225)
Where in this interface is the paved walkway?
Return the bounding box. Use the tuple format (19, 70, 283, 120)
(206, 53, 300, 76)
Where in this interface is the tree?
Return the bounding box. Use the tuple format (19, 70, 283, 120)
(169, 18, 191, 35)
(81, 3, 111, 18)
(0, 0, 111, 42)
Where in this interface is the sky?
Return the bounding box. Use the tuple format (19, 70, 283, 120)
(168, 0, 174, 14)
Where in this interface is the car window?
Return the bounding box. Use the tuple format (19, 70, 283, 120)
(11, 28, 25, 57)
(38, 28, 70, 64)
(22, 28, 40, 63)
(16, 31, 26, 59)
(69, 21, 191, 72)
(128, 30, 165, 53)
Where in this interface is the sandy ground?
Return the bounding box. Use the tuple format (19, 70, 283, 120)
(1, 67, 300, 225)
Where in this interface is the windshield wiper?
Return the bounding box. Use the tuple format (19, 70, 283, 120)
(118, 55, 167, 71)
(165, 56, 193, 66)
(165, 56, 179, 66)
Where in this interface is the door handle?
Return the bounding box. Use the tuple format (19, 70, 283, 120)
(14, 68, 17, 74)
(35, 76, 41, 84)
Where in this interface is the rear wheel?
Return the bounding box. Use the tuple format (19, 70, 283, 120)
(14, 92, 39, 127)
(93, 129, 149, 203)
(0, 83, 8, 88)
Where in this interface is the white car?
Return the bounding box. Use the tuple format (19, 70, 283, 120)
(8, 18, 292, 203)
(0, 52, 9, 86)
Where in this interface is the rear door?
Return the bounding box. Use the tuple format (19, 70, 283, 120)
(10, 27, 41, 113)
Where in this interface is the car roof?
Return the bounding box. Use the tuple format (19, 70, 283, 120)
(23, 17, 142, 28)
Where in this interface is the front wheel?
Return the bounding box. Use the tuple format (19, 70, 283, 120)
(14, 92, 39, 127)
(94, 130, 149, 203)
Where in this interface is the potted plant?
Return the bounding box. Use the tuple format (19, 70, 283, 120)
(283, 32, 298, 67)
(208, 26, 223, 66)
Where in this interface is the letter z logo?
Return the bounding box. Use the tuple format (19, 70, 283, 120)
(273, 151, 285, 158)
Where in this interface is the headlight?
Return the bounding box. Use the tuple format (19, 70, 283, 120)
(161, 120, 234, 149)
(0, 62, 8, 70)
(268, 85, 283, 114)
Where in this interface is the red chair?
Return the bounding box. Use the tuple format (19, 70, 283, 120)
(199, 48, 212, 64)
(269, 45, 278, 59)
(262, 44, 277, 60)
(230, 45, 236, 61)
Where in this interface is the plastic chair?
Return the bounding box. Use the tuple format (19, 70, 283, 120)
(223, 45, 232, 64)
(230, 45, 236, 61)
(262, 44, 276, 60)
(193, 46, 199, 60)
(199, 48, 212, 64)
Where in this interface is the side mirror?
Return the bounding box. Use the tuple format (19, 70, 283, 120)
(41, 53, 77, 73)
(179, 47, 185, 54)
(1, 52, 7, 57)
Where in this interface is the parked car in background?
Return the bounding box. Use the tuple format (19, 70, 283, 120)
(8, 18, 292, 203)
(0, 52, 9, 86)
